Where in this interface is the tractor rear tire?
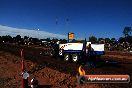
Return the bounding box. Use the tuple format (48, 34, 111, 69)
(64, 53, 70, 62)
(72, 54, 79, 63)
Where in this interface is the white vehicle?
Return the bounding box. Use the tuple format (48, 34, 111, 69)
(59, 41, 105, 63)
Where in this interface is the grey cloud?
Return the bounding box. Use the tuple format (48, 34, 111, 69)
(0, 25, 67, 39)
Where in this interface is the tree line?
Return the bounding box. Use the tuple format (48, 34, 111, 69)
(0, 26, 132, 44)
(89, 26, 132, 44)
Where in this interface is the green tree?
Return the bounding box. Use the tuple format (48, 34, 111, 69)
(1, 35, 12, 43)
(46, 38, 51, 42)
(0, 36, 2, 43)
(105, 38, 111, 43)
(59, 39, 67, 43)
(15, 35, 21, 42)
(98, 38, 105, 43)
(24, 36, 28, 40)
(123, 27, 131, 37)
(89, 36, 97, 43)
(98, 38, 104, 41)
(119, 37, 125, 43)
(111, 38, 115, 42)
(126, 36, 132, 43)
(52, 38, 58, 43)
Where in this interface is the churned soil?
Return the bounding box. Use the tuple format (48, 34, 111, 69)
(0, 44, 132, 88)
(0, 51, 101, 88)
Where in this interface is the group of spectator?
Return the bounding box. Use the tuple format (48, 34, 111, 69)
(105, 41, 132, 52)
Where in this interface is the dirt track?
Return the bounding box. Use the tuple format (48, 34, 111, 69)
(0, 44, 132, 88)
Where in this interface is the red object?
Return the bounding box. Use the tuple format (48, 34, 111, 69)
(22, 76, 24, 88)
(21, 49, 23, 57)
(21, 49, 24, 88)
(22, 60, 24, 72)
(22, 60, 24, 88)
(21, 49, 24, 72)
(21, 49, 29, 88)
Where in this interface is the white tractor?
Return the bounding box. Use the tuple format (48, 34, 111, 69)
(58, 41, 105, 63)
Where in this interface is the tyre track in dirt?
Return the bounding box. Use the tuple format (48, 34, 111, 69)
(0, 43, 132, 88)
(0, 43, 80, 76)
